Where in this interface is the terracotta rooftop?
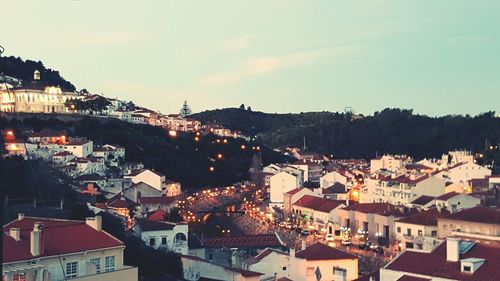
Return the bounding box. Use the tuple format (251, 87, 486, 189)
(397, 275, 431, 281)
(321, 182, 348, 194)
(295, 242, 356, 260)
(135, 218, 180, 231)
(385, 239, 500, 280)
(3, 216, 123, 263)
(435, 192, 459, 201)
(397, 208, 450, 226)
(146, 209, 167, 221)
(343, 203, 396, 215)
(293, 195, 345, 213)
(410, 195, 435, 206)
(439, 207, 500, 225)
(285, 188, 303, 196)
(138, 196, 176, 205)
(202, 233, 282, 249)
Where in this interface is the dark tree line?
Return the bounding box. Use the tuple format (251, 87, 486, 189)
(193, 108, 500, 160)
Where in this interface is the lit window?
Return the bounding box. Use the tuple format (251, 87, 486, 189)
(66, 261, 78, 278)
(105, 256, 115, 272)
(13, 273, 27, 281)
(90, 257, 101, 273)
(306, 267, 314, 276)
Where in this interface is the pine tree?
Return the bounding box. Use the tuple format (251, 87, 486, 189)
(179, 100, 192, 117)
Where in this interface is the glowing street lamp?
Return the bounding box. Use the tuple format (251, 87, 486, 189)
(217, 153, 223, 159)
(169, 130, 177, 137)
(241, 144, 246, 150)
(209, 166, 215, 172)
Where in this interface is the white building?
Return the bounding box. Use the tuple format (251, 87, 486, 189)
(243, 248, 290, 280)
(63, 140, 93, 158)
(270, 171, 303, 207)
(2, 214, 137, 281)
(320, 170, 353, 189)
(370, 155, 410, 174)
(292, 195, 346, 232)
(394, 208, 450, 251)
(133, 218, 188, 254)
(435, 162, 491, 186)
(181, 255, 262, 281)
(290, 242, 358, 281)
(362, 173, 446, 206)
(125, 169, 167, 192)
(434, 192, 481, 213)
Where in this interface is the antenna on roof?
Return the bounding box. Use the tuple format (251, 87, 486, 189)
(303, 136, 306, 151)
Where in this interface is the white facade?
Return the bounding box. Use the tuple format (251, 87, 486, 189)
(134, 221, 189, 255)
(64, 141, 93, 158)
(125, 169, 166, 191)
(243, 249, 290, 280)
(181, 255, 261, 281)
(370, 155, 407, 174)
(436, 162, 491, 185)
(270, 171, 302, 206)
(435, 193, 481, 213)
(320, 171, 351, 188)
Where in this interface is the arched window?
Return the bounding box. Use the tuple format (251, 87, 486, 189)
(174, 232, 187, 242)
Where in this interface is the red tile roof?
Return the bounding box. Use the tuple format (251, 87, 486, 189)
(146, 209, 167, 221)
(202, 233, 283, 249)
(385, 239, 500, 280)
(293, 195, 345, 213)
(397, 209, 450, 226)
(138, 196, 176, 205)
(295, 242, 356, 260)
(106, 193, 137, 208)
(135, 218, 180, 231)
(321, 183, 348, 194)
(343, 203, 395, 214)
(397, 275, 431, 281)
(3, 217, 123, 263)
(285, 188, 302, 196)
(439, 207, 500, 225)
(410, 195, 435, 206)
(435, 192, 459, 201)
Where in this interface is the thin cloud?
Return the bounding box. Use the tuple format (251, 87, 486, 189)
(200, 46, 358, 86)
(69, 31, 145, 46)
(219, 34, 257, 51)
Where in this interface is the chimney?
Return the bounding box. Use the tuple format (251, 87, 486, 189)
(86, 216, 102, 231)
(301, 240, 307, 250)
(30, 222, 44, 257)
(290, 247, 295, 258)
(274, 273, 278, 281)
(18, 213, 25, 221)
(10, 228, 21, 241)
(446, 237, 460, 262)
(346, 199, 350, 206)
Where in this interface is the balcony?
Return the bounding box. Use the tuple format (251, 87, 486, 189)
(73, 266, 138, 281)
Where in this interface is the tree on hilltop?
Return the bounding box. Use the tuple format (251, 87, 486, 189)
(179, 100, 192, 117)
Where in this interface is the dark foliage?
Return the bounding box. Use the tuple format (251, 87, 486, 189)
(193, 108, 500, 160)
(0, 116, 288, 190)
(0, 56, 76, 91)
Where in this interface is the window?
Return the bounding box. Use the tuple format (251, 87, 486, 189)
(66, 261, 78, 278)
(306, 267, 315, 276)
(282, 266, 287, 271)
(431, 230, 437, 237)
(397, 227, 401, 233)
(209, 254, 213, 260)
(161, 237, 168, 245)
(105, 256, 115, 272)
(90, 258, 101, 273)
(418, 230, 423, 236)
(149, 237, 156, 246)
(407, 228, 412, 236)
(13, 273, 26, 281)
(463, 265, 471, 272)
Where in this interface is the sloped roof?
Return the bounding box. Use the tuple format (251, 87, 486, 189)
(435, 192, 459, 201)
(410, 195, 435, 206)
(138, 196, 176, 205)
(202, 233, 282, 249)
(295, 242, 356, 260)
(343, 203, 395, 214)
(28, 129, 67, 138)
(397, 209, 450, 226)
(321, 183, 348, 194)
(293, 195, 344, 213)
(386, 239, 500, 280)
(135, 218, 179, 231)
(440, 207, 500, 225)
(3, 217, 123, 263)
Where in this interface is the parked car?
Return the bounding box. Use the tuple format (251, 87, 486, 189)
(341, 238, 352, 246)
(325, 234, 334, 241)
(358, 242, 370, 250)
(300, 229, 311, 236)
(370, 244, 384, 254)
(314, 232, 324, 239)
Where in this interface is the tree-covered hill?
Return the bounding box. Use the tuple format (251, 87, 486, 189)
(0, 56, 76, 91)
(193, 108, 500, 160)
(0, 115, 287, 190)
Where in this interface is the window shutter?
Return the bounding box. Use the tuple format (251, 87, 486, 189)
(79, 261, 86, 276)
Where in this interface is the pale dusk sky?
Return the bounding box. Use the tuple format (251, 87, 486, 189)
(1, 1, 499, 115)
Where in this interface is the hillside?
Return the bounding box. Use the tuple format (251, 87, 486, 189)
(0, 115, 288, 190)
(192, 108, 500, 160)
(0, 55, 76, 91)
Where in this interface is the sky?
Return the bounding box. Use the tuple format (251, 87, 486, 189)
(1, 1, 499, 116)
